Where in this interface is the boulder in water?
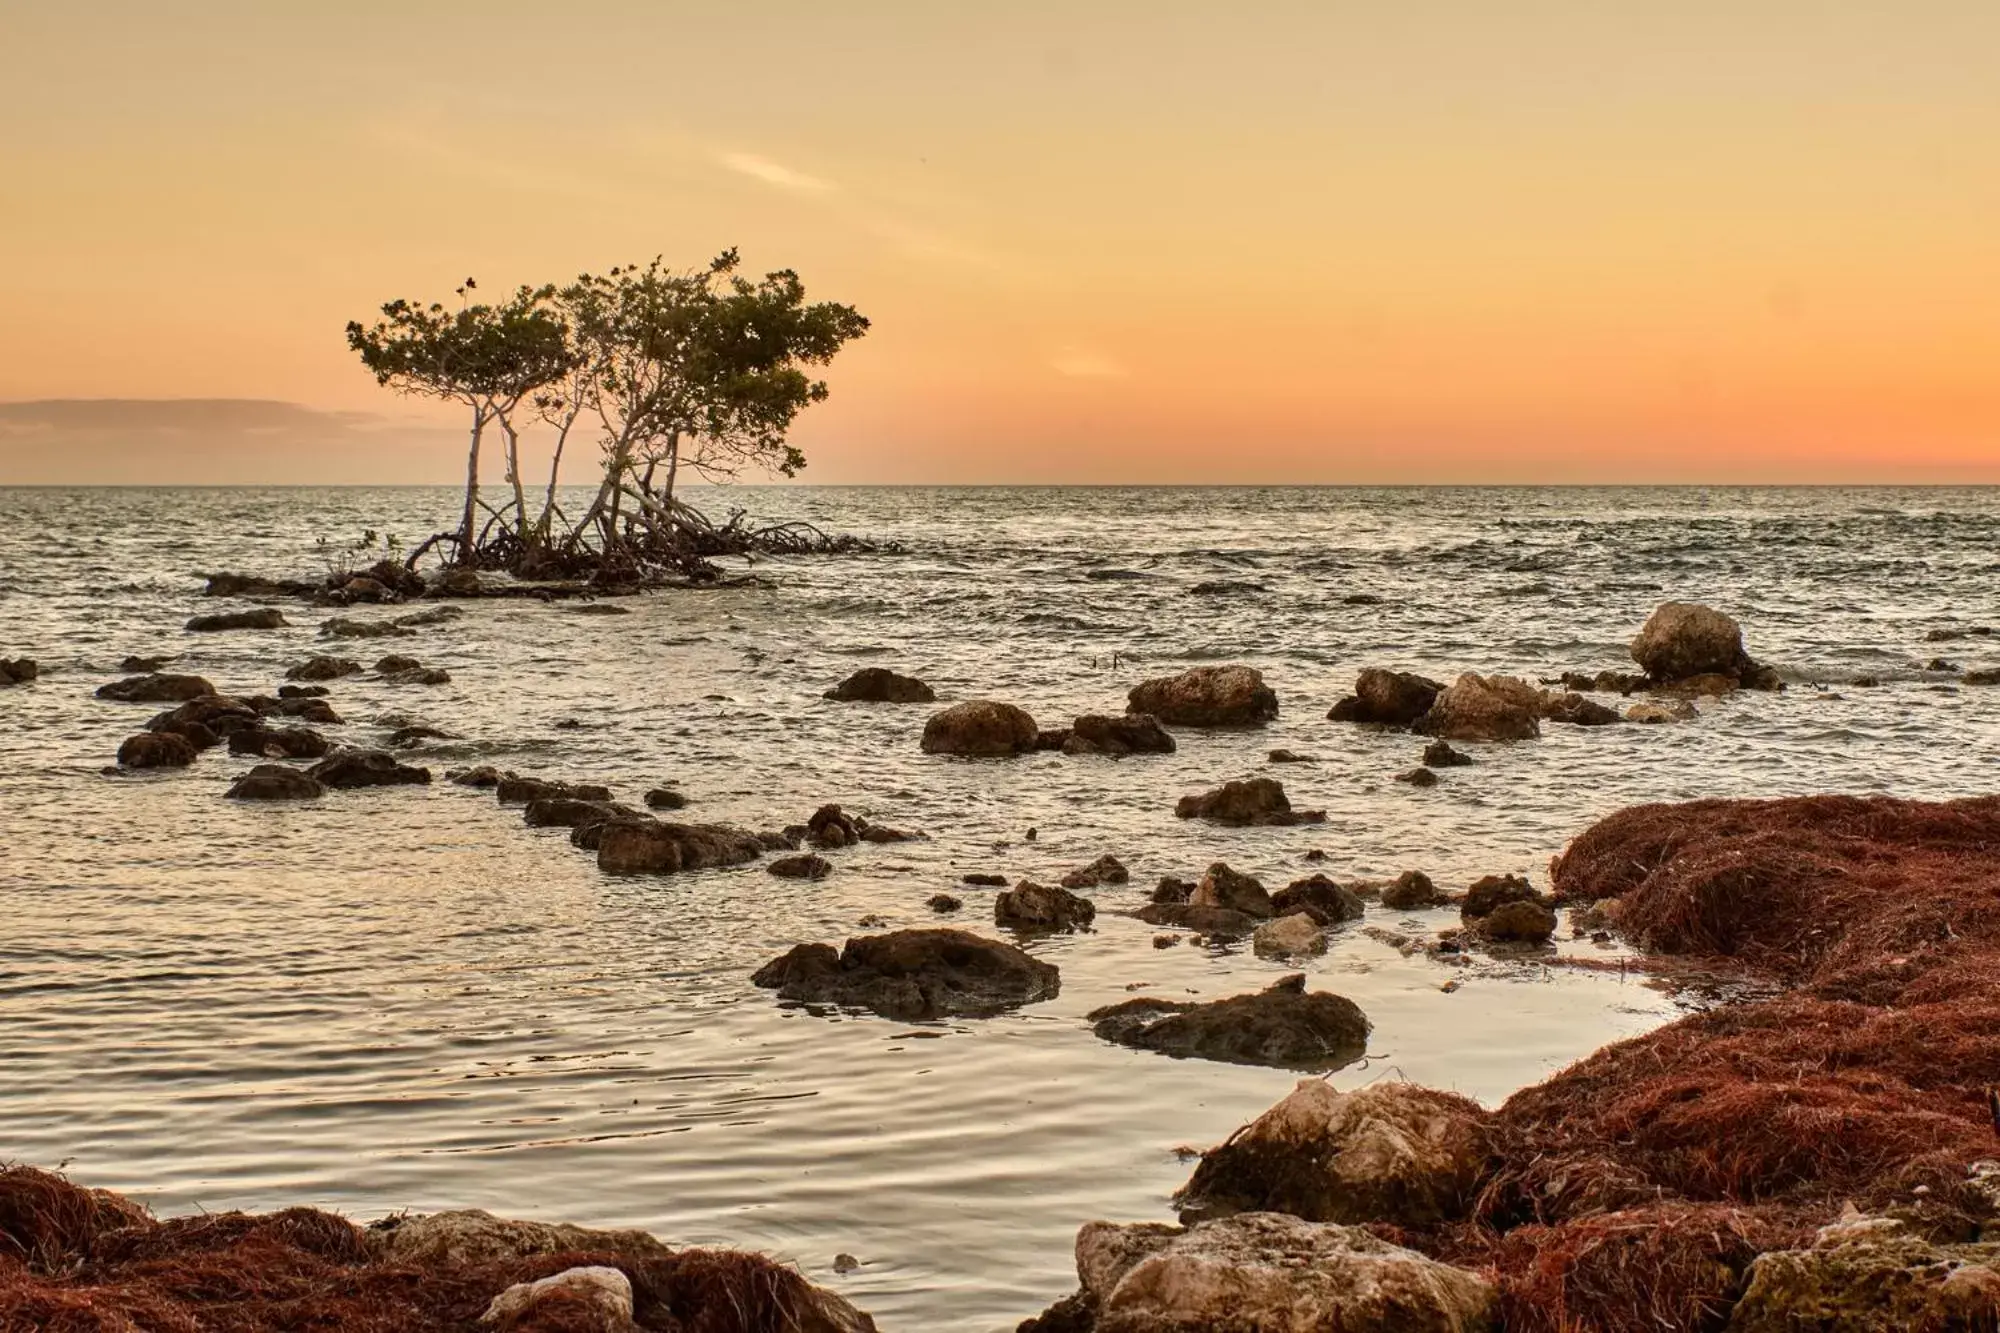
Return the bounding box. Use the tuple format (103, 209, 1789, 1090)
(1460, 874, 1556, 943)
(1087, 974, 1370, 1069)
(227, 763, 326, 801)
(1192, 863, 1274, 918)
(644, 786, 688, 810)
(185, 607, 286, 632)
(1627, 699, 1698, 724)
(1380, 870, 1442, 910)
(0, 658, 37, 686)
(97, 672, 215, 703)
(1252, 913, 1326, 959)
(1063, 712, 1177, 756)
(1328, 668, 1444, 727)
(995, 880, 1097, 931)
(769, 853, 834, 880)
(1060, 854, 1129, 889)
(1271, 873, 1364, 925)
(919, 700, 1039, 756)
(286, 655, 361, 682)
(1422, 740, 1473, 768)
(1630, 600, 1780, 689)
(306, 749, 432, 789)
(595, 819, 763, 875)
(226, 726, 331, 760)
(1414, 673, 1542, 741)
(1127, 664, 1278, 726)
(1174, 777, 1324, 826)
(824, 667, 936, 703)
(751, 928, 1060, 1020)
(1543, 692, 1622, 726)
(116, 732, 196, 768)
(497, 775, 612, 805)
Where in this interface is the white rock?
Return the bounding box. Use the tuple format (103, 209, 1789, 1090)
(482, 1265, 633, 1328)
(1252, 912, 1327, 959)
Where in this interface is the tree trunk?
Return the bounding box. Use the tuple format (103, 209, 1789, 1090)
(457, 405, 488, 559)
(498, 410, 528, 543)
(662, 432, 682, 506)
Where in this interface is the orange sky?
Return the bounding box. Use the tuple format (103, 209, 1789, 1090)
(2, 2, 1997, 484)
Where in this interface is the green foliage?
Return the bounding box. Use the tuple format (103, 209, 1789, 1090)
(344, 284, 573, 410)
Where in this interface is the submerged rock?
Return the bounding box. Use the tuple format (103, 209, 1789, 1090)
(770, 853, 834, 880)
(226, 726, 330, 760)
(320, 617, 413, 640)
(1064, 712, 1176, 756)
(920, 699, 1040, 756)
(1175, 1079, 1490, 1228)
(1397, 766, 1440, 787)
(116, 732, 196, 769)
(306, 749, 432, 789)
(1127, 664, 1279, 727)
(1174, 777, 1324, 826)
(928, 893, 962, 913)
(644, 786, 688, 810)
(1422, 740, 1473, 768)
(1327, 668, 1444, 727)
(0, 658, 37, 686)
(1415, 673, 1541, 741)
(1048, 1212, 1495, 1333)
(1627, 699, 1698, 724)
(751, 928, 1061, 1020)
(497, 775, 613, 805)
(185, 607, 287, 632)
(825, 667, 936, 703)
(595, 820, 763, 875)
(226, 763, 326, 801)
(1543, 692, 1622, 726)
(285, 655, 360, 682)
(962, 872, 1010, 887)
(277, 684, 329, 700)
(1267, 748, 1316, 763)
(97, 672, 215, 703)
(522, 797, 633, 831)
(147, 693, 261, 745)
(1460, 874, 1556, 943)
(1271, 873, 1365, 925)
(995, 880, 1097, 931)
(1060, 854, 1130, 889)
(1087, 974, 1370, 1070)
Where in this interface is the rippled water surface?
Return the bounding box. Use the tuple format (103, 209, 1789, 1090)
(3, 484, 1998, 1329)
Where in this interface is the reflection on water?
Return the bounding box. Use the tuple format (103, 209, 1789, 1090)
(2, 484, 1997, 1330)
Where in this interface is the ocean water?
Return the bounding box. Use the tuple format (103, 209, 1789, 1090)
(1, 483, 1996, 1329)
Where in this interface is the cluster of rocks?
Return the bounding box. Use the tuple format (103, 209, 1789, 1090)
(911, 665, 1275, 759)
(752, 928, 1061, 1021)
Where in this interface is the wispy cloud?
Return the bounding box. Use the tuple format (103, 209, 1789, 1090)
(1050, 346, 1128, 379)
(716, 150, 835, 195)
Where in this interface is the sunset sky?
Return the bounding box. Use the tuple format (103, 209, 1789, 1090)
(2, 2, 1997, 484)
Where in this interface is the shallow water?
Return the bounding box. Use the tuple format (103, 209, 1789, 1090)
(1, 483, 1997, 1329)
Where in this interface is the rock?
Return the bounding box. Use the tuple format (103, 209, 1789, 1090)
(1964, 668, 2000, 686)
(381, 660, 451, 686)
(1175, 1079, 1490, 1228)
(277, 684, 329, 699)
(97, 672, 215, 703)
(117, 732, 196, 768)
(523, 797, 632, 830)
(1343, 593, 1384, 605)
(386, 725, 453, 747)
(596, 820, 763, 875)
(0, 658, 38, 686)
(751, 928, 1061, 1020)
(1627, 699, 1697, 723)
(498, 776, 612, 805)
(807, 804, 859, 848)
(1127, 664, 1279, 727)
(147, 694, 261, 744)
(225, 726, 331, 760)
(1543, 692, 1621, 726)
(1034, 727, 1071, 751)
(1253, 913, 1326, 958)
(366, 1208, 669, 1267)
(771, 854, 834, 880)
(1174, 777, 1324, 826)
(825, 667, 936, 703)
(1460, 874, 1556, 943)
(1727, 1216, 2000, 1332)
(920, 700, 1040, 756)
(1397, 766, 1440, 787)
(644, 787, 688, 810)
(1422, 740, 1473, 768)
(1380, 870, 1441, 910)
(286, 655, 360, 681)
(185, 607, 286, 632)
(1087, 974, 1370, 1070)
(1152, 876, 1195, 904)
(433, 567, 483, 596)
(272, 696, 342, 724)
(1267, 749, 1315, 763)
(1060, 1213, 1496, 1333)
(1271, 873, 1364, 925)
(1924, 657, 1960, 673)
(927, 893, 962, 913)
(757, 829, 801, 852)
(305, 749, 432, 789)
(1134, 903, 1262, 937)
(1414, 673, 1541, 741)
(1193, 863, 1275, 918)
(320, 617, 413, 639)
(1063, 712, 1177, 756)
(1630, 600, 1746, 680)
(856, 819, 919, 843)
(481, 1264, 633, 1330)
(201, 572, 315, 599)
(1334, 668, 1445, 726)
(450, 765, 504, 787)
(962, 872, 1010, 887)
(1652, 672, 1738, 699)
(1061, 855, 1130, 889)
(1189, 579, 1265, 596)
(995, 881, 1097, 931)
(226, 763, 326, 801)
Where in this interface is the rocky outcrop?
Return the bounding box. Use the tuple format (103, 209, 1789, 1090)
(305, 749, 432, 789)
(1042, 1212, 1496, 1333)
(0, 658, 37, 686)
(1726, 1216, 2000, 1331)
(1252, 913, 1325, 958)
(147, 693, 262, 747)
(751, 928, 1060, 1020)
(595, 820, 764, 875)
(1126, 664, 1279, 727)
(185, 607, 287, 632)
(920, 700, 1040, 756)
(226, 726, 331, 760)
(1327, 668, 1444, 727)
(1175, 1079, 1490, 1228)
(825, 667, 936, 703)
(1174, 777, 1324, 826)
(1381, 869, 1442, 909)
(1063, 713, 1176, 756)
(1060, 855, 1129, 889)
(995, 881, 1097, 931)
(1460, 874, 1556, 943)
(769, 853, 834, 880)
(116, 732, 197, 768)
(226, 764, 326, 800)
(1543, 692, 1621, 726)
(1087, 974, 1370, 1070)
(97, 672, 215, 703)
(1629, 601, 1781, 690)
(1271, 873, 1365, 925)
(286, 655, 361, 681)
(1192, 863, 1274, 918)
(497, 775, 613, 805)
(1414, 674, 1542, 741)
